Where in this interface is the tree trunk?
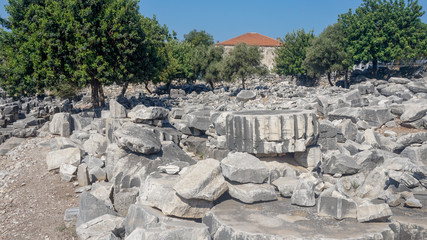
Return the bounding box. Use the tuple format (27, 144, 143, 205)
(165, 80, 171, 95)
(241, 77, 246, 90)
(91, 79, 100, 108)
(344, 69, 349, 88)
(372, 59, 378, 76)
(98, 84, 105, 107)
(208, 80, 214, 91)
(120, 82, 129, 97)
(327, 72, 333, 86)
(144, 81, 152, 94)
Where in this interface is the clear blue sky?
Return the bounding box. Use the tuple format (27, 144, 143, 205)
(1, 0, 427, 42)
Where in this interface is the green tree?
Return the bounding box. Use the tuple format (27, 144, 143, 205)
(303, 23, 352, 86)
(221, 43, 266, 89)
(198, 45, 224, 89)
(339, 0, 426, 75)
(0, 0, 168, 107)
(275, 29, 314, 81)
(183, 29, 214, 47)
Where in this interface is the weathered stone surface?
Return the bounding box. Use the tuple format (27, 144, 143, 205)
(91, 182, 114, 209)
(400, 102, 427, 123)
(105, 143, 128, 181)
(294, 146, 321, 168)
(0, 137, 25, 156)
(60, 163, 77, 182)
(318, 194, 357, 220)
(76, 214, 125, 240)
(174, 158, 228, 201)
(128, 106, 169, 122)
(114, 122, 161, 154)
(272, 177, 299, 197)
(336, 119, 358, 143)
(356, 167, 388, 200)
(46, 147, 81, 171)
(291, 179, 315, 207)
(78, 163, 90, 187)
(138, 172, 212, 219)
(356, 203, 392, 223)
(228, 182, 277, 204)
(50, 137, 80, 151)
(203, 198, 399, 240)
(404, 197, 423, 208)
(49, 112, 72, 137)
(226, 110, 318, 154)
(84, 133, 108, 157)
(359, 106, 394, 128)
(109, 99, 127, 119)
(328, 107, 361, 123)
(236, 90, 256, 102)
(77, 191, 118, 227)
(160, 141, 195, 165)
(114, 187, 139, 216)
(396, 132, 427, 152)
(124, 204, 210, 239)
(184, 110, 211, 131)
(322, 153, 360, 176)
(221, 152, 269, 184)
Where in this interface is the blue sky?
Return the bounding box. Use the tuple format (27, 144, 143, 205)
(1, 0, 427, 42)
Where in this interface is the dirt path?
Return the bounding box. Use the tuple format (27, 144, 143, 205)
(0, 137, 78, 240)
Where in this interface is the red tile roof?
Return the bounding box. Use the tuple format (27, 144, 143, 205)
(217, 32, 281, 47)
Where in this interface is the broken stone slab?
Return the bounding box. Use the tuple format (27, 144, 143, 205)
(60, 163, 77, 182)
(77, 191, 119, 227)
(46, 147, 82, 171)
(356, 167, 388, 200)
(356, 203, 392, 223)
(128, 106, 169, 122)
(184, 110, 211, 131)
(174, 158, 228, 201)
(160, 141, 195, 165)
(50, 137, 80, 151)
(407, 82, 427, 93)
(221, 152, 269, 184)
(158, 165, 181, 175)
(114, 187, 139, 216)
(124, 204, 211, 239)
(227, 182, 277, 204)
(89, 166, 107, 182)
(64, 207, 79, 228)
(359, 106, 394, 128)
(336, 119, 358, 143)
(396, 132, 427, 152)
(138, 172, 212, 219)
(272, 177, 299, 198)
(114, 122, 161, 154)
(109, 99, 127, 119)
(203, 198, 399, 240)
(126, 226, 210, 240)
(49, 112, 72, 137)
(76, 214, 125, 240)
(404, 197, 423, 208)
(105, 143, 128, 181)
(78, 163, 90, 187)
(317, 195, 357, 220)
(291, 179, 316, 207)
(84, 133, 108, 157)
(400, 144, 427, 166)
(236, 90, 256, 102)
(294, 146, 321, 168)
(400, 102, 427, 123)
(322, 153, 360, 176)
(226, 109, 318, 154)
(328, 107, 361, 123)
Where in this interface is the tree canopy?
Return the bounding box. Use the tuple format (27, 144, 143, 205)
(339, 0, 426, 74)
(0, 0, 169, 107)
(183, 29, 214, 47)
(275, 29, 314, 80)
(221, 43, 266, 89)
(303, 23, 352, 86)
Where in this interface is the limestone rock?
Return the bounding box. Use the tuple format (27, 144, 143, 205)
(236, 90, 256, 102)
(227, 182, 277, 204)
(46, 147, 81, 171)
(114, 122, 161, 154)
(291, 179, 315, 207)
(359, 107, 394, 128)
(60, 163, 77, 182)
(109, 99, 127, 119)
(128, 106, 169, 122)
(77, 191, 118, 227)
(322, 153, 360, 176)
(272, 177, 299, 197)
(49, 112, 72, 137)
(356, 203, 392, 223)
(221, 152, 269, 184)
(294, 146, 321, 168)
(84, 133, 108, 157)
(317, 195, 357, 220)
(174, 158, 228, 201)
(184, 110, 211, 131)
(138, 173, 212, 219)
(76, 214, 125, 240)
(114, 187, 139, 216)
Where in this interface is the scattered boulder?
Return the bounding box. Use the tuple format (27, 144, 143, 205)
(46, 147, 81, 171)
(227, 182, 277, 204)
(76, 214, 125, 240)
(356, 203, 392, 223)
(49, 113, 72, 137)
(114, 122, 161, 154)
(221, 152, 269, 184)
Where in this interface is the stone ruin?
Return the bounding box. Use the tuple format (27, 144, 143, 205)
(1, 75, 426, 239)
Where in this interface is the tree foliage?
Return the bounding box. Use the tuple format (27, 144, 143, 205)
(196, 45, 224, 89)
(275, 29, 314, 79)
(221, 43, 266, 89)
(303, 23, 352, 86)
(0, 0, 168, 107)
(339, 0, 426, 74)
(183, 29, 214, 47)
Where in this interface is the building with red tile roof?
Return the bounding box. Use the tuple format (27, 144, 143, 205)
(217, 33, 281, 71)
